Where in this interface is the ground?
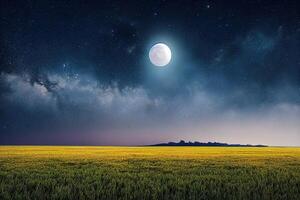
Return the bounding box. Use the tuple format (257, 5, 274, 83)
(0, 146, 300, 200)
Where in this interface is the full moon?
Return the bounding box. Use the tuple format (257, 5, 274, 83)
(149, 43, 172, 67)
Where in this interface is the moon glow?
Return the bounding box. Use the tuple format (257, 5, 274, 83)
(149, 43, 172, 67)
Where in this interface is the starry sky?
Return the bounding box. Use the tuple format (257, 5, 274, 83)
(0, 0, 299, 146)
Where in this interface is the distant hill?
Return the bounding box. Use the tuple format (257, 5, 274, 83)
(150, 140, 267, 147)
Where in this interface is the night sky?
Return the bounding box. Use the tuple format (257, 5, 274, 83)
(0, 0, 299, 145)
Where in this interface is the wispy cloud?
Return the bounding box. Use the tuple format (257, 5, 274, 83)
(1, 71, 299, 145)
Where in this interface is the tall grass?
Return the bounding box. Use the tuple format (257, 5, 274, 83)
(0, 146, 300, 199)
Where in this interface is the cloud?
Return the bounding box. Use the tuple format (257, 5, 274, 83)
(2, 73, 57, 111)
(0, 69, 299, 145)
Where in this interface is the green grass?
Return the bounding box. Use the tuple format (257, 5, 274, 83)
(0, 146, 300, 200)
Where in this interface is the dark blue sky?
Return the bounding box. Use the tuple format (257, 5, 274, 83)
(0, 0, 299, 145)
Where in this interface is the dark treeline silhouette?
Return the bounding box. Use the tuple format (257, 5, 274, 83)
(151, 140, 267, 147)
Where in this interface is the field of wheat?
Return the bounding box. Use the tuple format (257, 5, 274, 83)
(0, 146, 300, 200)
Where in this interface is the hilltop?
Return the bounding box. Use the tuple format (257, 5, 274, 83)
(151, 140, 267, 147)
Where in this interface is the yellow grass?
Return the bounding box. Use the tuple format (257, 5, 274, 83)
(0, 146, 300, 199)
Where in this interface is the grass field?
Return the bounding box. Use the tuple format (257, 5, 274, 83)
(0, 146, 300, 200)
